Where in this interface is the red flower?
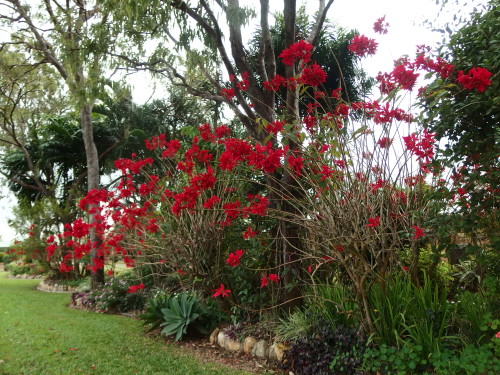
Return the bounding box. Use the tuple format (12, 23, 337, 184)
(127, 283, 145, 294)
(268, 274, 279, 283)
(212, 284, 231, 298)
(348, 35, 378, 57)
(278, 40, 313, 66)
(260, 276, 268, 288)
(266, 120, 285, 134)
(373, 16, 389, 34)
(413, 225, 425, 239)
(377, 137, 393, 149)
(203, 195, 220, 209)
(243, 227, 258, 239)
(215, 125, 231, 138)
(391, 64, 419, 91)
(331, 88, 342, 100)
(288, 155, 304, 176)
(365, 216, 380, 228)
(456, 67, 492, 92)
(263, 75, 287, 91)
(221, 88, 235, 100)
(299, 63, 327, 87)
(226, 249, 245, 267)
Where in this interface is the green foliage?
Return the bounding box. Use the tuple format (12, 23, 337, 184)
(454, 291, 492, 345)
(282, 320, 366, 375)
(7, 261, 33, 276)
(0, 271, 253, 375)
(308, 283, 360, 328)
(159, 291, 226, 341)
(422, 0, 499, 258)
(402, 275, 454, 357)
(274, 309, 315, 343)
(430, 345, 500, 375)
(368, 274, 415, 347)
(140, 291, 173, 332)
(361, 344, 428, 374)
(368, 273, 455, 356)
(84, 277, 146, 313)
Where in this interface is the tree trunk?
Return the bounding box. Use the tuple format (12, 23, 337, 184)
(80, 103, 104, 288)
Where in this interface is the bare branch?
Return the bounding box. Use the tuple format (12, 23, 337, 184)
(307, 0, 335, 46)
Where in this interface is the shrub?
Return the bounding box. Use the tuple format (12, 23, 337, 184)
(82, 277, 146, 313)
(159, 291, 226, 341)
(7, 262, 33, 276)
(430, 345, 500, 375)
(140, 291, 173, 332)
(361, 344, 428, 374)
(282, 320, 366, 375)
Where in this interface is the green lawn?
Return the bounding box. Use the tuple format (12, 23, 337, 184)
(0, 271, 252, 375)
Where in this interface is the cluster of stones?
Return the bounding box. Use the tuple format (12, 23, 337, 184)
(8, 274, 43, 279)
(37, 279, 79, 293)
(209, 328, 288, 361)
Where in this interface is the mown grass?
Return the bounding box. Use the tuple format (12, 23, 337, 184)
(0, 271, 252, 375)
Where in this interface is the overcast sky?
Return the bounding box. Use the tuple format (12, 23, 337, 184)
(0, 0, 488, 246)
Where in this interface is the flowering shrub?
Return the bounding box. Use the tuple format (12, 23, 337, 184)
(39, 16, 494, 335)
(80, 277, 146, 312)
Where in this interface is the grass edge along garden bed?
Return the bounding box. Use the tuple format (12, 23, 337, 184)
(0, 271, 258, 375)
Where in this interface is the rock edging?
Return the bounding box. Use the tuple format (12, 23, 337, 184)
(209, 328, 288, 361)
(37, 279, 80, 293)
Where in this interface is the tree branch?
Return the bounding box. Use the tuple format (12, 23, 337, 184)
(307, 0, 335, 46)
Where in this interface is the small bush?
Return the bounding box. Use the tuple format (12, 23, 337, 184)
(8, 262, 33, 276)
(78, 277, 146, 313)
(282, 320, 366, 375)
(430, 345, 500, 375)
(158, 291, 227, 341)
(140, 291, 173, 332)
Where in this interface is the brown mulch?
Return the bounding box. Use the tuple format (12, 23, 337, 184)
(162, 335, 282, 374)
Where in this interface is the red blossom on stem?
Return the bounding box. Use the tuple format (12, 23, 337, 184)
(226, 249, 245, 267)
(263, 75, 287, 91)
(299, 63, 327, 87)
(373, 16, 389, 34)
(221, 88, 235, 100)
(127, 283, 145, 293)
(365, 216, 381, 228)
(456, 67, 493, 92)
(212, 284, 231, 298)
(243, 227, 258, 239)
(413, 225, 425, 239)
(278, 40, 313, 66)
(348, 35, 378, 57)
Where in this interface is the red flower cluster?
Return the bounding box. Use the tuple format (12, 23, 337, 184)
(127, 283, 145, 293)
(266, 120, 285, 134)
(403, 129, 435, 164)
(212, 284, 231, 298)
(377, 137, 393, 149)
(373, 16, 389, 34)
(365, 216, 380, 228)
(413, 225, 425, 239)
(263, 75, 287, 91)
(348, 35, 378, 57)
(278, 40, 313, 66)
(260, 273, 279, 288)
(221, 88, 235, 100)
(226, 249, 245, 267)
(456, 67, 493, 93)
(299, 63, 327, 87)
(243, 227, 258, 239)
